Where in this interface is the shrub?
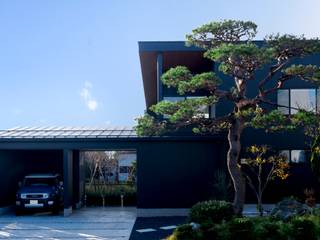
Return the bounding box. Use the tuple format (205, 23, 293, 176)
(308, 215, 320, 236)
(253, 217, 286, 240)
(168, 224, 199, 240)
(189, 200, 234, 224)
(211, 169, 233, 201)
(289, 217, 317, 240)
(228, 217, 254, 240)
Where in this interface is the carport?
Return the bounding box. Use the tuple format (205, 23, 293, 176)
(0, 127, 226, 217)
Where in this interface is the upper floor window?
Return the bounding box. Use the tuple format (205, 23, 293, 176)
(277, 89, 319, 114)
(280, 150, 307, 163)
(163, 97, 184, 103)
(163, 96, 215, 118)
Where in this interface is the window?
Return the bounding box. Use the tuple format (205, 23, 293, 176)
(277, 89, 318, 114)
(186, 96, 210, 118)
(279, 150, 306, 163)
(163, 96, 215, 118)
(291, 150, 306, 163)
(163, 97, 184, 103)
(210, 103, 216, 118)
(277, 90, 289, 114)
(290, 89, 316, 114)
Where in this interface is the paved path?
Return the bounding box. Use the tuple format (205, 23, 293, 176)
(0, 207, 136, 240)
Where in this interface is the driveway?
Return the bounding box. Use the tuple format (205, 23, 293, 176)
(0, 207, 136, 240)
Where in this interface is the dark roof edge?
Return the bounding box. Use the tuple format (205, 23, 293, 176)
(138, 40, 265, 52)
(0, 134, 226, 143)
(138, 41, 203, 52)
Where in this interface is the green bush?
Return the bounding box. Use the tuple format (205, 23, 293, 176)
(228, 217, 254, 240)
(253, 217, 286, 240)
(169, 224, 199, 240)
(85, 183, 136, 197)
(189, 200, 234, 224)
(289, 217, 317, 240)
(169, 200, 320, 240)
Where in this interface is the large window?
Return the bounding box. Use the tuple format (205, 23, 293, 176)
(163, 96, 215, 118)
(280, 150, 307, 163)
(277, 89, 319, 114)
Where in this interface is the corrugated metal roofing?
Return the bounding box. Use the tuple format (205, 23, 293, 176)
(0, 126, 137, 139)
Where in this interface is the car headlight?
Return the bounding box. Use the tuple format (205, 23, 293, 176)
(20, 194, 27, 199)
(43, 193, 49, 199)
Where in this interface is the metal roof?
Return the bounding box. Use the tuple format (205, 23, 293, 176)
(0, 126, 137, 139)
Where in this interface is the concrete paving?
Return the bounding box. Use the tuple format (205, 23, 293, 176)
(0, 207, 136, 240)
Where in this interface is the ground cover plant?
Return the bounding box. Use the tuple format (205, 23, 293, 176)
(167, 200, 320, 240)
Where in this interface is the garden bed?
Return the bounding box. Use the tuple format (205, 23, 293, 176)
(85, 183, 137, 206)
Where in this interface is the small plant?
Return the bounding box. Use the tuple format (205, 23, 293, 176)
(304, 188, 316, 207)
(189, 200, 234, 224)
(242, 145, 290, 216)
(211, 169, 233, 201)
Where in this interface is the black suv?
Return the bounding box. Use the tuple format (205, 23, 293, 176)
(15, 174, 63, 215)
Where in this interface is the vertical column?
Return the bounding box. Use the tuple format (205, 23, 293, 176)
(72, 150, 81, 209)
(63, 149, 73, 216)
(210, 61, 216, 118)
(157, 52, 163, 102)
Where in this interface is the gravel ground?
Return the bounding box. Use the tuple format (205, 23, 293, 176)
(129, 217, 187, 240)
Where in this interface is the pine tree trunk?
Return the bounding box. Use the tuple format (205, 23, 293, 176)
(227, 118, 245, 215)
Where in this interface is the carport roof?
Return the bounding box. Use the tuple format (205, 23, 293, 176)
(0, 126, 137, 139)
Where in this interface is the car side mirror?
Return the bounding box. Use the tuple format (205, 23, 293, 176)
(18, 181, 22, 187)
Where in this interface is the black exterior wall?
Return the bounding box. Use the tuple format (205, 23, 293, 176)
(136, 139, 227, 208)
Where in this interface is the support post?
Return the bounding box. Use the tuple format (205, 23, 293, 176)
(63, 149, 73, 216)
(157, 52, 163, 102)
(73, 150, 80, 209)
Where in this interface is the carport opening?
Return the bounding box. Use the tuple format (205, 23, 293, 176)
(80, 150, 137, 207)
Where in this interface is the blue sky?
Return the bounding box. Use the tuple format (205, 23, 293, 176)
(0, 0, 319, 129)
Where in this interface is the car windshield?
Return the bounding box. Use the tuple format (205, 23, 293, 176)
(24, 178, 56, 186)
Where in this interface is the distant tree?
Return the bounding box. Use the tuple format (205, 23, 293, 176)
(242, 145, 289, 216)
(82, 151, 119, 206)
(136, 20, 320, 214)
(127, 160, 137, 184)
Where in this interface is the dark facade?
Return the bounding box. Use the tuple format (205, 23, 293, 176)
(139, 41, 320, 202)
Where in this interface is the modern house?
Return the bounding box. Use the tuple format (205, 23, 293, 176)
(139, 41, 320, 200)
(0, 41, 319, 217)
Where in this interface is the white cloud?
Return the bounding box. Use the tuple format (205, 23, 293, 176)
(87, 100, 98, 111)
(80, 81, 99, 111)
